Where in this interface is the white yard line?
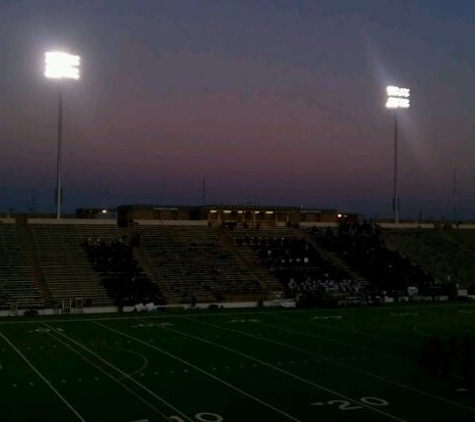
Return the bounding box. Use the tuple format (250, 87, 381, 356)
(140, 318, 406, 422)
(0, 330, 86, 422)
(273, 313, 416, 349)
(258, 319, 405, 361)
(185, 317, 475, 414)
(93, 321, 302, 422)
(43, 327, 169, 421)
(42, 323, 193, 422)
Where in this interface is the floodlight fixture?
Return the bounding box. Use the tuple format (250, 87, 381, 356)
(45, 52, 80, 79)
(386, 86, 410, 98)
(386, 85, 410, 109)
(386, 97, 410, 109)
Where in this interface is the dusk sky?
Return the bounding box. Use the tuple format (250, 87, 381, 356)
(1, 0, 474, 219)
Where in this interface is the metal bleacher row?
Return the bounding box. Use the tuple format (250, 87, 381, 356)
(226, 227, 357, 297)
(382, 229, 475, 287)
(0, 223, 44, 310)
(2, 220, 475, 311)
(133, 225, 265, 303)
(27, 224, 116, 307)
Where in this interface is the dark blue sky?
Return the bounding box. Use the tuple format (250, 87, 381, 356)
(1, 0, 474, 219)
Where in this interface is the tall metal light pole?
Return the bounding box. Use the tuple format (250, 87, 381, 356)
(45, 52, 80, 219)
(386, 85, 410, 224)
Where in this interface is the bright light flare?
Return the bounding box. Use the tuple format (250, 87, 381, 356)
(45, 52, 80, 79)
(386, 97, 410, 108)
(386, 86, 410, 98)
(386, 85, 410, 109)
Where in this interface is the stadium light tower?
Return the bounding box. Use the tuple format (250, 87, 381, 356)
(44, 51, 80, 219)
(386, 85, 410, 224)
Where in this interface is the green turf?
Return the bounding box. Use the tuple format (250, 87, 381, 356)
(0, 303, 474, 422)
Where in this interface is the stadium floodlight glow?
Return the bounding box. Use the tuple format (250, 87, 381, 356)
(387, 85, 410, 98)
(45, 50, 80, 219)
(386, 85, 410, 109)
(45, 52, 80, 79)
(385, 84, 410, 224)
(386, 97, 410, 108)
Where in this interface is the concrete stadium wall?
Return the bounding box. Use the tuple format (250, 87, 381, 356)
(380, 223, 475, 229)
(19, 218, 475, 229)
(134, 220, 208, 226)
(299, 222, 339, 228)
(27, 218, 117, 225)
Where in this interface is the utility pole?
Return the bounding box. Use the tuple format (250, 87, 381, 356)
(453, 167, 457, 223)
(202, 177, 206, 205)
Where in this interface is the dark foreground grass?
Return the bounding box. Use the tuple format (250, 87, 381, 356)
(0, 303, 474, 422)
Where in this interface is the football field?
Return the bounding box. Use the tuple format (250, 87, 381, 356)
(0, 303, 474, 421)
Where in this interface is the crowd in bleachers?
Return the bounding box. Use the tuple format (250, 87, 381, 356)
(83, 238, 163, 307)
(309, 221, 446, 297)
(234, 234, 359, 299)
(288, 275, 362, 296)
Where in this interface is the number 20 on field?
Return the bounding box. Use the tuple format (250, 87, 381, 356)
(310, 396, 389, 411)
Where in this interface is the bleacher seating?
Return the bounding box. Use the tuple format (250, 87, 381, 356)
(383, 228, 475, 289)
(28, 224, 116, 307)
(0, 223, 44, 310)
(311, 223, 439, 296)
(84, 238, 163, 306)
(133, 224, 264, 303)
(225, 227, 357, 299)
(1, 219, 473, 310)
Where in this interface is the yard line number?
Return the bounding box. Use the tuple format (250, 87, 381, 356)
(27, 328, 65, 334)
(310, 396, 389, 410)
(169, 413, 223, 421)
